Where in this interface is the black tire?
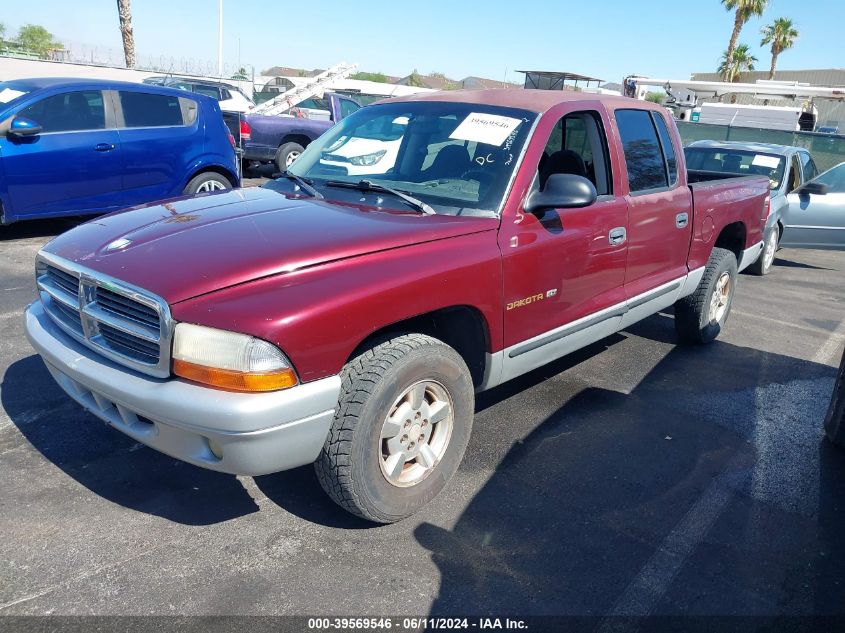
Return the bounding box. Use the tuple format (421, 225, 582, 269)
(315, 333, 474, 523)
(183, 171, 232, 195)
(824, 347, 845, 448)
(747, 224, 779, 276)
(675, 247, 738, 345)
(275, 142, 305, 172)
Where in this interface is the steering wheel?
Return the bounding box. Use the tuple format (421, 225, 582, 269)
(461, 169, 496, 183)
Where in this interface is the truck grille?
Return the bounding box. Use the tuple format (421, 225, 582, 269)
(36, 254, 173, 378)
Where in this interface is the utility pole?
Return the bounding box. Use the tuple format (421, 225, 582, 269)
(217, 0, 223, 76)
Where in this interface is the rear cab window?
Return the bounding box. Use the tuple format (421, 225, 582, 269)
(340, 99, 361, 119)
(118, 91, 191, 128)
(614, 109, 670, 194)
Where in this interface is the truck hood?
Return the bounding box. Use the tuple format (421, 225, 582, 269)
(42, 187, 498, 305)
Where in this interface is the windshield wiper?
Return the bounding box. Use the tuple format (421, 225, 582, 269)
(272, 171, 324, 199)
(324, 179, 436, 215)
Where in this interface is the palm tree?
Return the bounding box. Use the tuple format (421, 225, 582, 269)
(116, 0, 135, 68)
(761, 17, 798, 79)
(721, 0, 768, 79)
(718, 43, 758, 83)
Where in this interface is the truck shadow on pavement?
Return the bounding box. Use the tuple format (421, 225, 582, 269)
(251, 335, 631, 529)
(416, 324, 845, 617)
(2, 355, 261, 525)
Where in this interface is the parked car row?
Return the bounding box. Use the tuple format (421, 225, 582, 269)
(3, 77, 844, 522)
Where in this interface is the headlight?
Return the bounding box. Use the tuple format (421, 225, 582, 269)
(172, 323, 298, 392)
(349, 150, 387, 166)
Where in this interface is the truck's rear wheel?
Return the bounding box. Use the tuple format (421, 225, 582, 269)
(675, 247, 738, 344)
(315, 334, 474, 523)
(747, 224, 779, 276)
(275, 142, 305, 171)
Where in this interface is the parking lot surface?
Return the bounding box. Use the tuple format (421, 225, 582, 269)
(1, 217, 845, 619)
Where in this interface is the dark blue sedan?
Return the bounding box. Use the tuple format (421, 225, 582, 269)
(0, 77, 239, 224)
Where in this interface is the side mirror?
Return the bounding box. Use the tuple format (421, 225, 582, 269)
(797, 181, 828, 196)
(524, 174, 597, 214)
(8, 116, 42, 137)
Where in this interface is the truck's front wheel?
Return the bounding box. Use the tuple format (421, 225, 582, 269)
(315, 334, 474, 523)
(675, 247, 738, 344)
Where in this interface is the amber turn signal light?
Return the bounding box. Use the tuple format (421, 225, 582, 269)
(173, 359, 298, 392)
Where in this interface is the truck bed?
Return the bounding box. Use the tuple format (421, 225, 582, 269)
(686, 173, 770, 271)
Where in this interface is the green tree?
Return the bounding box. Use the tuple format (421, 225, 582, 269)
(761, 17, 798, 79)
(16, 24, 61, 57)
(350, 71, 389, 83)
(0, 23, 6, 41)
(718, 43, 757, 82)
(721, 0, 768, 79)
(407, 69, 425, 88)
(645, 91, 666, 104)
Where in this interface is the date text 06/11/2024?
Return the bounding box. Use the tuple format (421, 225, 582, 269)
(307, 617, 529, 630)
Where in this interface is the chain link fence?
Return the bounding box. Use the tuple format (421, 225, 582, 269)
(36, 39, 251, 81)
(677, 122, 845, 173)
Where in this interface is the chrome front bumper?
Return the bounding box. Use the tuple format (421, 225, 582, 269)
(25, 301, 341, 476)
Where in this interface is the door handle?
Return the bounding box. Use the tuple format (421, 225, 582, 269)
(94, 143, 115, 152)
(675, 212, 689, 228)
(609, 227, 627, 246)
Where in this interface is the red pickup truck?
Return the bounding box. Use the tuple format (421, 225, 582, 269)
(25, 90, 770, 522)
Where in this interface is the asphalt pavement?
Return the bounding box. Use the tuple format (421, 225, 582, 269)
(1, 215, 844, 622)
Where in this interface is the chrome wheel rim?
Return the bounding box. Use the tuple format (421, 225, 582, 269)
(763, 229, 778, 270)
(196, 179, 227, 193)
(285, 150, 301, 167)
(708, 272, 732, 323)
(379, 380, 454, 487)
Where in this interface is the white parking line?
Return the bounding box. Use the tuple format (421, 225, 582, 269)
(812, 317, 845, 366)
(597, 452, 745, 628)
(731, 309, 839, 337)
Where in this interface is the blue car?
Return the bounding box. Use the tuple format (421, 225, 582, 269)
(0, 77, 239, 225)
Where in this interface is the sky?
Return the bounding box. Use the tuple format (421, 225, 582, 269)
(4, 0, 843, 84)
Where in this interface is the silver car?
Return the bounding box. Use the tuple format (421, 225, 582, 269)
(685, 140, 820, 275)
(781, 161, 845, 250)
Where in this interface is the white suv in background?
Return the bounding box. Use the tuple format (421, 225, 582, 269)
(142, 76, 254, 113)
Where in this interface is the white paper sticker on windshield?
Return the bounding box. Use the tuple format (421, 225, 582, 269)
(0, 88, 25, 104)
(752, 154, 780, 169)
(449, 113, 522, 146)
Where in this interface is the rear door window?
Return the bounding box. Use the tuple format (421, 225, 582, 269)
(119, 91, 184, 127)
(614, 109, 668, 193)
(652, 113, 678, 186)
(19, 90, 106, 133)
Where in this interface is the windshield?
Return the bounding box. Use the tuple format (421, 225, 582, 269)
(684, 147, 786, 190)
(273, 101, 537, 216)
(0, 82, 32, 108)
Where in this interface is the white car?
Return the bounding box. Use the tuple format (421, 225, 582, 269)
(319, 117, 407, 176)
